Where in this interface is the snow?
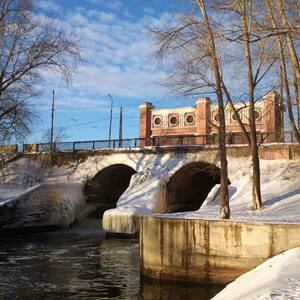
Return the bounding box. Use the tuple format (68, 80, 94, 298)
(0, 158, 86, 228)
(159, 159, 300, 223)
(103, 158, 300, 228)
(1, 151, 299, 299)
(1, 152, 300, 297)
(1, 153, 300, 229)
(213, 247, 300, 300)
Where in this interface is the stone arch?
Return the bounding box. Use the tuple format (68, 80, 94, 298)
(84, 164, 136, 216)
(166, 161, 222, 213)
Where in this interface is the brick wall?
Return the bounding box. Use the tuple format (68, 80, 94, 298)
(139, 91, 282, 145)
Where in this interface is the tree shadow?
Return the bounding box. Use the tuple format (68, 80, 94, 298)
(263, 187, 300, 207)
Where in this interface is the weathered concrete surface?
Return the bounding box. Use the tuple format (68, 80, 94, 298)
(140, 216, 300, 284)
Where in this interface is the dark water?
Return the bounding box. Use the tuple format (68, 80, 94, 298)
(0, 218, 224, 300)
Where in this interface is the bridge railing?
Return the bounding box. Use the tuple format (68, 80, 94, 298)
(22, 131, 297, 153)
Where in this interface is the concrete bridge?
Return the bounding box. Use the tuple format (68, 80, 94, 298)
(1, 143, 299, 233)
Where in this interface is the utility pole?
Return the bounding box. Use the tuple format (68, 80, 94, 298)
(119, 106, 123, 147)
(50, 89, 55, 152)
(279, 65, 285, 134)
(108, 94, 113, 148)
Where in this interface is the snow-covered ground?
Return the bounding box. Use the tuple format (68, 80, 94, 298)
(106, 158, 300, 224)
(1, 154, 300, 297)
(160, 159, 300, 223)
(0, 158, 69, 207)
(213, 247, 300, 300)
(1, 154, 300, 224)
(0, 158, 86, 228)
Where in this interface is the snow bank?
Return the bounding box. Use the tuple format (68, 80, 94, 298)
(0, 158, 86, 229)
(2, 152, 300, 232)
(102, 154, 191, 234)
(213, 247, 300, 300)
(162, 159, 300, 223)
(103, 157, 300, 234)
(0, 182, 86, 229)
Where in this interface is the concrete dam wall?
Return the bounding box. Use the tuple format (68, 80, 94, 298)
(140, 216, 300, 284)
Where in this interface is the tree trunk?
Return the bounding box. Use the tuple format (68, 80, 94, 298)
(196, 0, 230, 219)
(276, 0, 300, 129)
(240, 0, 262, 210)
(266, 0, 300, 144)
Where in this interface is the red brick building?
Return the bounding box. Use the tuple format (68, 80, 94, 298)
(139, 91, 282, 146)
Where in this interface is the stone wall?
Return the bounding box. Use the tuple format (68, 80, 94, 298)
(140, 216, 300, 284)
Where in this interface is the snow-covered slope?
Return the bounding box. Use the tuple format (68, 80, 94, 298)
(164, 159, 300, 223)
(1, 154, 300, 231)
(0, 158, 86, 229)
(213, 247, 300, 300)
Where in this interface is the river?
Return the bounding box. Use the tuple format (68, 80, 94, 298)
(0, 217, 224, 299)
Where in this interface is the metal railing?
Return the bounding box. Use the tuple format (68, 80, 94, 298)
(20, 131, 298, 153)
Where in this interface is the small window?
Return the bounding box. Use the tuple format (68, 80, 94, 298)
(170, 116, 178, 125)
(254, 110, 261, 120)
(186, 115, 195, 124)
(214, 113, 220, 122)
(153, 117, 162, 126)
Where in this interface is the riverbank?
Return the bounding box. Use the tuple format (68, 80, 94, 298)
(213, 247, 300, 300)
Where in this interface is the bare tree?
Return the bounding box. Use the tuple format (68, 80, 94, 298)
(212, 0, 284, 210)
(264, 0, 300, 144)
(274, 0, 300, 129)
(221, 0, 264, 209)
(0, 0, 80, 142)
(152, 1, 230, 218)
(153, 0, 289, 212)
(196, 0, 230, 219)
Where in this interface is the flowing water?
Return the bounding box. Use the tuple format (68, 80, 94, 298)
(0, 217, 224, 299)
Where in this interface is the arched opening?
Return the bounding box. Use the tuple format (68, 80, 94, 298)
(166, 162, 223, 213)
(84, 164, 136, 217)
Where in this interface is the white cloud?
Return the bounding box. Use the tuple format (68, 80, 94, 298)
(36, 5, 173, 114)
(36, 0, 61, 13)
(87, 0, 123, 11)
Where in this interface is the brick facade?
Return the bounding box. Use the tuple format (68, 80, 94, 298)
(139, 91, 282, 145)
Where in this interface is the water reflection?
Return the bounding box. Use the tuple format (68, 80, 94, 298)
(0, 218, 223, 299)
(140, 277, 223, 300)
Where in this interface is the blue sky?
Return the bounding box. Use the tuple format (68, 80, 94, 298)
(29, 0, 195, 143)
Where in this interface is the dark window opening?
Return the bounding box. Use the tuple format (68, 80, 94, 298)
(170, 116, 178, 125)
(214, 114, 220, 122)
(254, 110, 261, 120)
(154, 117, 162, 126)
(186, 115, 195, 124)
